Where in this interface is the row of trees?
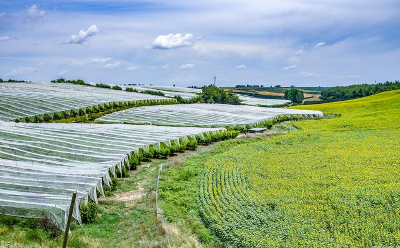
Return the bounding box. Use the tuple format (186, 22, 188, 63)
(321, 81, 400, 100)
(0, 79, 27, 83)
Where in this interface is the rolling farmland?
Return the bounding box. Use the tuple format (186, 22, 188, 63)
(0, 82, 169, 121)
(96, 103, 322, 127)
(196, 90, 400, 247)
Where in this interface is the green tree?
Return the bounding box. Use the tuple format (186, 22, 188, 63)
(284, 89, 304, 103)
(199, 85, 241, 105)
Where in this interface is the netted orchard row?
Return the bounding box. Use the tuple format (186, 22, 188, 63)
(121, 85, 199, 99)
(96, 103, 323, 127)
(0, 82, 168, 121)
(14, 99, 176, 123)
(0, 122, 234, 230)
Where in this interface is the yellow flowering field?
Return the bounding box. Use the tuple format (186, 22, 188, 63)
(199, 90, 400, 247)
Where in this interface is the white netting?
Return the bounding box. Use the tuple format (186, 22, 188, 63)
(237, 95, 291, 106)
(96, 103, 323, 127)
(0, 121, 223, 230)
(0, 82, 169, 121)
(121, 85, 199, 99)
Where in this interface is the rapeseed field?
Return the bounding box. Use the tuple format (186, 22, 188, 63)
(199, 90, 400, 247)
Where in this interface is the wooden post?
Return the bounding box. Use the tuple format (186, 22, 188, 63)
(62, 192, 77, 248)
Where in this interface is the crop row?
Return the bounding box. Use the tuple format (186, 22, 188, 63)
(13, 99, 176, 123)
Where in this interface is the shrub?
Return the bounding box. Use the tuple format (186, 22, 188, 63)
(78, 108, 85, 116)
(179, 138, 189, 151)
(159, 142, 171, 158)
(129, 153, 140, 169)
(52, 112, 61, 120)
(80, 202, 99, 224)
(0, 215, 19, 226)
(33, 115, 43, 123)
(60, 111, 69, 119)
(116, 166, 129, 178)
(125, 87, 138, 92)
(169, 141, 181, 154)
(112, 85, 122, 90)
(38, 217, 61, 238)
(186, 136, 198, 150)
(70, 109, 77, 117)
(43, 114, 52, 122)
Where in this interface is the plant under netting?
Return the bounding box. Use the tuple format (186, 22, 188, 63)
(0, 122, 225, 230)
(0, 82, 170, 121)
(96, 104, 322, 128)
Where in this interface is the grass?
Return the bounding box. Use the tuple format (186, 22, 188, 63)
(161, 90, 400, 247)
(0, 158, 172, 248)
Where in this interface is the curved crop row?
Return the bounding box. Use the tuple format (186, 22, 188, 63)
(198, 90, 400, 247)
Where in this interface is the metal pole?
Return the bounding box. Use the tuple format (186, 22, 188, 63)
(62, 191, 77, 248)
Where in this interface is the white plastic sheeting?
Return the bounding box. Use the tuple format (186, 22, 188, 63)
(121, 85, 200, 99)
(0, 82, 168, 121)
(0, 121, 223, 229)
(237, 95, 291, 106)
(96, 104, 323, 127)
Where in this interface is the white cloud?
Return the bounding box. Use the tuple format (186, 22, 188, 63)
(102, 62, 120, 69)
(281, 65, 297, 70)
(27, 4, 45, 19)
(0, 13, 5, 18)
(315, 42, 326, 48)
(298, 71, 327, 78)
(236, 64, 246, 70)
(152, 33, 194, 49)
(90, 57, 112, 64)
(161, 64, 170, 70)
(347, 74, 361, 79)
(58, 70, 67, 76)
(8, 67, 37, 76)
(127, 65, 139, 71)
(0, 36, 10, 41)
(179, 64, 195, 70)
(336, 74, 361, 79)
(295, 49, 305, 55)
(67, 25, 99, 44)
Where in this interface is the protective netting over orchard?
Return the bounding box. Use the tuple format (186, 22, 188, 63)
(96, 104, 323, 127)
(122, 85, 200, 99)
(0, 121, 223, 230)
(237, 95, 291, 106)
(0, 82, 169, 121)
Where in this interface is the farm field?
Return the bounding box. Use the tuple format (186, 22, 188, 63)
(237, 95, 291, 106)
(96, 103, 322, 127)
(231, 87, 324, 104)
(0, 82, 169, 121)
(0, 122, 223, 230)
(121, 85, 200, 99)
(160, 90, 400, 247)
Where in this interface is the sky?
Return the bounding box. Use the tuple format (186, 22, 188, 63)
(0, 0, 399, 87)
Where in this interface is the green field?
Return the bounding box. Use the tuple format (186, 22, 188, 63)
(161, 90, 400, 247)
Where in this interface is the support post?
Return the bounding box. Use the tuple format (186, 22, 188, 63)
(62, 191, 77, 248)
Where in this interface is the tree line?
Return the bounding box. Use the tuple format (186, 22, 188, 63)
(321, 81, 400, 100)
(0, 79, 28, 83)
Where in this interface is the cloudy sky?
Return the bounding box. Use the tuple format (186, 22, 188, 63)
(0, 0, 399, 86)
